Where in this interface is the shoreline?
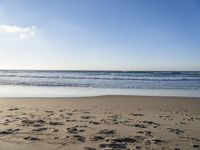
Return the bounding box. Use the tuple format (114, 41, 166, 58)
(0, 95, 200, 101)
(0, 85, 200, 98)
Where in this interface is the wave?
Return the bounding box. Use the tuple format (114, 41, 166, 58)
(0, 70, 199, 89)
(0, 81, 199, 90)
(0, 75, 200, 81)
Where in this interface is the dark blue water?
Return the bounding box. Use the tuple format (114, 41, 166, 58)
(0, 70, 200, 90)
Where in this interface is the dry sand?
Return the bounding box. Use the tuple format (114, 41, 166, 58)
(0, 96, 200, 150)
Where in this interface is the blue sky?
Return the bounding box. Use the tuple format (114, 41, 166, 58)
(0, 0, 200, 71)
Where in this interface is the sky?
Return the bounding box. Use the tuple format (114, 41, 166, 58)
(0, 0, 200, 71)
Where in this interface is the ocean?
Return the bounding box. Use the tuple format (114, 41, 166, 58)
(0, 70, 200, 97)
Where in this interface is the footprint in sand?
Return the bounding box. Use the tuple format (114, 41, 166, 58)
(137, 130, 153, 137)
(21, 119, 46, 127)
(134, 124, 147, 128)
(66, 135, 86, 142)
(67, 126, 85, 134)
(49, 121, 64, 126)
(0, 128, 20, 135)
(84, 147, 96, 150)
(8, 108, 19, 111)
(33, 127, 48, 132)
(90, 135, 104, 141)
(129, 113, 144, 116)
(99, 137, 138, 149)
(193, 145, 200, 149)
(167, 128, 184, 135)
(142, 120, 160, 128)
(71, 135, 85, 142)
(81, 116, 96, 119)
(89, 121, 101, 125)
(24, 136, 40, 141)
(98, 129, 116, 135)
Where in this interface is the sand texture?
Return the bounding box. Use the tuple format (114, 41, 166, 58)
(0, 96, 200, 150)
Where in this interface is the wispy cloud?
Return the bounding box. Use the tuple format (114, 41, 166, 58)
(0, 25, 37, 39)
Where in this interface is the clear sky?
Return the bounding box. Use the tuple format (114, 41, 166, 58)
(0, 0, 200, 71)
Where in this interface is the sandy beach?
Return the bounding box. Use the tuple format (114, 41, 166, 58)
(0, 96, 200, 150)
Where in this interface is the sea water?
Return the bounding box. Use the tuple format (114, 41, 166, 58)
(0, 70, 199, 97)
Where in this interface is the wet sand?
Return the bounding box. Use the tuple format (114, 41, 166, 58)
(0, 96, 200, 150)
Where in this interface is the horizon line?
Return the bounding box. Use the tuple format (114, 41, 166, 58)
(0, 69, 199, 72)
